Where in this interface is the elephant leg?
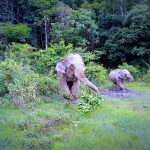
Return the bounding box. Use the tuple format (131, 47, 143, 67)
(120, 80, 127, 92)
(112, 80, 118, 90)
(57, 72, 71, 99)
(70, 80, 80, 104)
(117, 79, 125, 91)
(115, 83, 120, 91)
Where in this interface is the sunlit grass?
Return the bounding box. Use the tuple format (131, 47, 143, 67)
(125, 81, 150, 90)
(0, 82, 150, 150)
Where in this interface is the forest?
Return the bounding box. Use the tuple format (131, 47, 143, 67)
(0, 0, 150, 150)
(0, 0, 150, 69)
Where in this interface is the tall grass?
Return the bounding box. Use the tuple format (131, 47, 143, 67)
(0, 82, 150, 150)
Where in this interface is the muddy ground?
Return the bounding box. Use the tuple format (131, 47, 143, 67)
(100, 89, 140, 99)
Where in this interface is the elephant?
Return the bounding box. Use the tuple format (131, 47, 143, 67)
(56, 54, 100, 104)
(109, 69, 134, 92)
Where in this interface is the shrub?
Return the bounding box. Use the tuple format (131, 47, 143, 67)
(0, 76, 8, 96)
(0, 59, 22, 84)
(36, 75, 60, 97)
(8, 70, 38, 101)
(85, 62, 110, 87)
(1, 23, 31, 43)
(0, 59, 21, 95)
(7, 42, 36, 65)
(0, 59, 60, 108)
(142, 70, 150, 83)
(36, 39, 73, 74)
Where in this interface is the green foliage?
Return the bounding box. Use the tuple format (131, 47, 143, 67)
(0, 59, 59, 108)
(0, 76, 8, 96)
(36, 75, 60, 97)
(36, 39, 73, 74)
(78, 89, 104, 113)
(142, 70, 150, 82)
(52, 7, 98, 50)
(0, 0, 149, 72)
(72, 8, 98, 49)
(0, 59, 39, 108)
(122, 4, 150, 68)
(2, 40, 73, 75)
(73, 47, 96, 63)
(0, 59, 21, 85)
(85, 62, 109, 87)
(118, 63, 139, 79)
(6, 42, 36, 65)
(97, 4, 150, 69)
(1, 23, 31, 43)
(124, 5, 150, 29)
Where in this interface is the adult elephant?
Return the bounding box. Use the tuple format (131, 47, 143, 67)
(56, 54, 100, 103)
(109, 69, 134, 92)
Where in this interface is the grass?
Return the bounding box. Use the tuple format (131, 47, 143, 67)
(0, 82, 150, 150)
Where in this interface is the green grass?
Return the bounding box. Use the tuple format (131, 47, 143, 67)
(65, 98, 150, 150)
(0, 82, 150, 150)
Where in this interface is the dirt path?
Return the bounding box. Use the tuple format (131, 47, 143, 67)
(100, 89, 140, 99)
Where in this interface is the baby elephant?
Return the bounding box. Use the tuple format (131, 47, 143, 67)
(109, 69, 134, 92)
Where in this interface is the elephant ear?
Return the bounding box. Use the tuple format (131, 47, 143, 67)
(56, 61, 66, 74)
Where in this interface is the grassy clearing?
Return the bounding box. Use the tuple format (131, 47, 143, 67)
(0, 82, 150, 150)
(65, 97, 150, 150)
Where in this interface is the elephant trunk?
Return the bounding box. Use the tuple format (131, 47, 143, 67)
(129, 77, 134, 82)
(127, 75, 134, 82)
(80, 77, 100, 93)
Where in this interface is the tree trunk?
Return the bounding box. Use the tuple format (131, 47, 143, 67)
(44, 19, 48, 50)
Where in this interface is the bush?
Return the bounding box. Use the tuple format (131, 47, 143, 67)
(0, 59, 22, 84)
(0, 59, 21, 95)
(142, 70, 150, 83)
(7, 42, 36, 66)
(0, 76, 8, 96)
(1, 23, 31, 43)
(36, 75, 60, 97)
(85, 62, 110, 87)
(0, 59, 60, 108)
(36, 39, 73, 74)
(8, 71, 39, 108)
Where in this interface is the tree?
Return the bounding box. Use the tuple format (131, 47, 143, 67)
(0, 0, 15, 23)
(59, 0, 84, 9)
(123, 4, 150, 67)
(97, 4, 150, 68)
(52, 4, 99, 50)
(1, 23, 31, 43)
(29, 0, 57, 49)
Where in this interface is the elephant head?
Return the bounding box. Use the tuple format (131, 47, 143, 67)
(118, 69, 134, 82)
